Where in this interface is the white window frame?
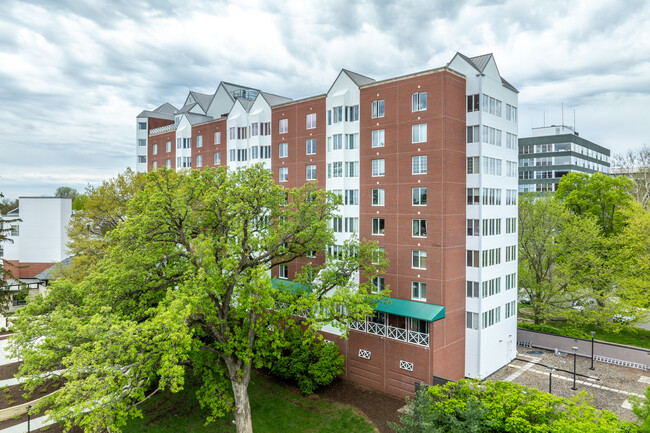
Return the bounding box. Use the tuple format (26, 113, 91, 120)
(279, 167, 288, 182)
(372, 129, 385, 148)
(279, 142, 288, 158)
(412, 281, 427, 301)
(412, 250, 427, 269)
(371, 159, 385, 177)
(306, 165, 316, 181)
(412, 155, 427, 175)
(306, 113, 316, 129)
(372, 188, 385, 206)
(279, 118, 288, 134)
(412, 124, 427, 143)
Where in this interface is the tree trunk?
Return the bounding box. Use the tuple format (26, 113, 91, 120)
(231, 375, 253, 433)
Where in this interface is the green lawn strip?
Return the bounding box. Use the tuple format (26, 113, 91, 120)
(518, 312, 650, 349)
(122, 371, 375, 433)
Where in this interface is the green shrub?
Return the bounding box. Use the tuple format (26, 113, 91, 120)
(393, 379, 637, 433)
(266, 327, 344, 395)
(519, 322, 589, 339)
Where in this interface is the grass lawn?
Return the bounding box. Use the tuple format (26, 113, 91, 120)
(518, 307, 650, 349)
(121, 371, 376, 433)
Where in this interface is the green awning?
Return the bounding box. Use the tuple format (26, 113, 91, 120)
(271, 278, 312, 294)
(375, 297, 445, 322)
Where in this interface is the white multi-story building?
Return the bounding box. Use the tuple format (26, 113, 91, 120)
(137, 52, 519, 394)
(448, 53, 519, 379)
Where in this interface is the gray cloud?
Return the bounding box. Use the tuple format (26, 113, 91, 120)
(1, 0, 649, 200)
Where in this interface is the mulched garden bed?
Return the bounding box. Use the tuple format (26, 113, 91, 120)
(317, 378, 406, 433)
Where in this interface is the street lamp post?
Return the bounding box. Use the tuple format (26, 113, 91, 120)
(571, 346, 578, 390)
(590, 331, 596, 370)
(26, 404, 31, 433)
(548, 366, 555, 393)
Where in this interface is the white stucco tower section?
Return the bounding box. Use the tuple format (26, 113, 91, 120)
(175, 116, 193, 170)
(226, 100, 251, 170)
(136, 117, 149, 172)
(448, 53, 519, 379)
(247, 95, 273, 170)
(326, 71, 361, 248)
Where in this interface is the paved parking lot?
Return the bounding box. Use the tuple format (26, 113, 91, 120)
(488, 347, 649, 422)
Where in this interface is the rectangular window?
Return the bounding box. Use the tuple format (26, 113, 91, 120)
(412, 92, 427, 111)
(251, 123, 259, 137)
(412, 250, 427, 269)
(412, 187, 427, 206)
(166, 141, 171, 152)
(260, 145, 271, 159)
(412, 124, 427, 143)
(306, 113, 316, 129)
(138, 139, 146, 146)
(372, 189, 385, 206)
(345, 217, 359, 233)
(183, 156, 191, 168)
(466, 156, 479, 174)
(279, 167, 288, 182)
(196, 135, 203, 147)
(251, 146, 259, 159)
(152, 144, 158, 155)
(279, 119, 288, 134)
(229, 127, 236, 140)
(345, 105, 359, 121)
(467, 188, 480, 205)
(214, 131, 221, 145)
(371, 100, 385, 118)
(466, 94, 479, 112)
(279, 142, 288, 158)
(372, 218, 385, 235)
(306, 139, 316, 155)
(466, 281, 479, 298)
(371, 129, 385, 148)
(177, 138, 181, 149)
(371, 276, 385, 293)
(261, 122, 271, 136)
(345, 133, 359, 150)
(196, 155, 203, 167)
(412, 219, 427, 237)
(466, 312, 479, 330)
(183, 138, 191, 148)
(138, 155, 146, 164)
(138, 122, 147, 130)
(332, 217, 343, 233)
(466, 125, 480, 143)
(214, 152, 221, 165)
(279, 264, 288, 279)
(467, 219, 480, 236)
(412, 282, 427, 301)
(332, 134, 343, 150)
(345, 161, 359, 177)
(466, 250, 480, 267)
(371, 159, 385, 177)
(306, 165, 316, 181)
(412, 155, 427, 174)
(505, 300, 517, 319)
(152, 161, 157, 170)
(344, 189, 359, 205)
(237, 127, 247, 140)
(332, 106, 343, 123)
(166, 159, 171, 168)
(329, 161, 343, 178)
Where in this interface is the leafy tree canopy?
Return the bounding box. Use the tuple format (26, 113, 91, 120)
(10, 166, 387, 433)
(555, 172, 634, 236)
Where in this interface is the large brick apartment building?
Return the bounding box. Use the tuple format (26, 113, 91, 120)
(136, 52, 519, 396)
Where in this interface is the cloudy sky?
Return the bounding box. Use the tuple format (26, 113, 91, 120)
(1, 0, 649, 200)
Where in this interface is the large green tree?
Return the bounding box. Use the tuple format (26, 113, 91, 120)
(58, 168, 146, 282)
(10, 166, 387, 433)
(518, 193, 601, 324)
(553, 172, 649, 326)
